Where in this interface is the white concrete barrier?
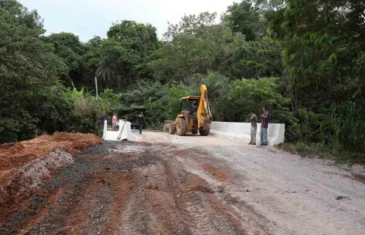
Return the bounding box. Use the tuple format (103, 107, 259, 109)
(210, 122, 285, 146)
(103, 119, 134, 141)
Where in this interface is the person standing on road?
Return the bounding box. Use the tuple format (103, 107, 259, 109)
(112, 112, 118, 131)
(260, 106, 270, 146)
(138, 112, 146, 134)
(249, 110, 257, 145)
(101, 114, 107, 126)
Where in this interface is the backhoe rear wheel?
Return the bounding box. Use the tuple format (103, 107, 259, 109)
(169, 123, 176, 135)
(176, 118, 187, 136)
(199, 124, 210, 136)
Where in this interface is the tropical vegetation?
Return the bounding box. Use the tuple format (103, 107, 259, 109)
(1, 0, 364, 161)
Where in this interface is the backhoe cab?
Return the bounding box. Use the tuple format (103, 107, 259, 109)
(164, 85, 212, 136)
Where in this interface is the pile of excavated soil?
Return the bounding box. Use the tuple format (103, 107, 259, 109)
(0, 149, 74, 224)
(0, 133, 101, 184)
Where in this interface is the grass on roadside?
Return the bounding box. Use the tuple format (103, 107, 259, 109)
(277, 142, 365, 165)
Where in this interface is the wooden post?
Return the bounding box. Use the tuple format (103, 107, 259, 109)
(95, 76, 98, 98)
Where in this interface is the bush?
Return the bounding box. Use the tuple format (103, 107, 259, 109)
(146, 83, 189, 126)
(99, 89, 122, 113)
(338, 102, 365, 154)
(146, 97, 165, 125)
(59, 87, 121, 135)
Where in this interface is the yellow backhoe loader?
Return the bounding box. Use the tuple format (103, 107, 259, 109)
(163, 85, 212, 136)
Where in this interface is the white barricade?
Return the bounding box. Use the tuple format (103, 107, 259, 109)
(210, 122, 285, 146)
(103, 119, 134, 141)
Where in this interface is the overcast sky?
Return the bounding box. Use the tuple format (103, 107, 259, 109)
(19, 0, 237, 42)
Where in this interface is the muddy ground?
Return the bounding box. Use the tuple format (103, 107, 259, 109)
(0, 141, 251, 235)
(1, 131, 365, 235)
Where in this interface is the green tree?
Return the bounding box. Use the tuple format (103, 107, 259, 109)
(229, 77, 292, 122)
(120, 80, 164, 113)
(149, 11, 282, 83)
(146, 84, 189, 126)
(108, 20, 159, 57)
(267, 0, 365, 155)
(84, 21, 160, 91)
(106, 21, 160, 83)
(227, 37, 283, 78)
(150, 12, 239, 82)
(96, 38, 140, 88)
(268, 0, 365, 112)
(223, 1, 264, 41)
(0, 0, 66, 142)
(43, 32, 86, 87)
(83, 38, 141, 91)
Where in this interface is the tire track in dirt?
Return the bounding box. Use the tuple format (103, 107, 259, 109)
(3, 141, 255, 235)
(162, 146, 269, 235)
(118, 158, 185, 234)
(116, 144, 246, 235)
(74, 181, 113, 235)
(141, 163, 179, 233)
(182, 171, 243, 235)
(20, 145, 138, 235)
(117, 168, 155, 235)
(28, 176, 106, 234)
(173, 147, 272, 235)
(153, 145, 245, 235)
(147, 145, 197, 234)
(117, 191, 153, 235)
(163, 160, 195, 235)
(20, 188, 65, 234)
(103, 174, 134, 234)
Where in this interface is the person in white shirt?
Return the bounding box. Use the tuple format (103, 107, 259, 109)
(249, 110, 257, 145)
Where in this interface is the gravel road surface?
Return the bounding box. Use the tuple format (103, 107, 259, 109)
(137, 131, 365, 235)
(2, 130, 364, 235)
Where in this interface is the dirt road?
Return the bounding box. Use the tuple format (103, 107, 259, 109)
(2, 131, 365, 235)
(136, 131, 365, 235)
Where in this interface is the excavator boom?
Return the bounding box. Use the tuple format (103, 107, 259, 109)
(197, 85, 212, 129)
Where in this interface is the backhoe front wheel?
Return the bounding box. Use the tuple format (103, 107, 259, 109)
(199, 124, 210, 136)
(176, 118, 187, 136)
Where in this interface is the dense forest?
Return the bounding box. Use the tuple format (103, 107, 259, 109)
(1, 0, 364, 160)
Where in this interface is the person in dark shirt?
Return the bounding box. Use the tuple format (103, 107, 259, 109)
(100, 115, 107, 126)
(138, 112, 145, 134)
(189, 102, 197, 117)
(260, 106, 270, 146)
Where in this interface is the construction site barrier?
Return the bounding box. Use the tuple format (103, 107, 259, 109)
(210, 122, 285, 146)
(103, 119, 134, 141)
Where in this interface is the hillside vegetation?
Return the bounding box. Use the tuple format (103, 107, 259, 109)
(1, 0, 364, 161)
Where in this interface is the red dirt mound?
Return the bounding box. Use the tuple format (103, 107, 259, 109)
(0, 133, 102, 184)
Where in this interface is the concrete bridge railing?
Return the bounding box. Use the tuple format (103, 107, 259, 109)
(210, 122, 285, 146)
(102, 119, 134, 141)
